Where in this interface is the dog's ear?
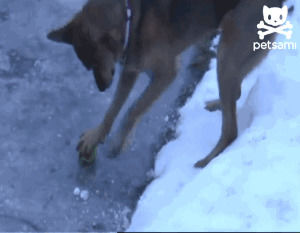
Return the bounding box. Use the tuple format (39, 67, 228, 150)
(47, 22, 74, 44)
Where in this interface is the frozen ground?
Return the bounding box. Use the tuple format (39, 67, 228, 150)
(0, 0, 212, 231)
(129, 0, 300, 231)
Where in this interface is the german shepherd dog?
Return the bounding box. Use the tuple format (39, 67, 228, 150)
(48, 0, 285, 168)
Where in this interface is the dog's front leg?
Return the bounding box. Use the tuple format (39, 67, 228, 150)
(77, 68, 138, 161)
(108, 61, 176, 157)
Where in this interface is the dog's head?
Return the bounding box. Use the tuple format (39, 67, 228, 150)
(47, 1, 124, 91)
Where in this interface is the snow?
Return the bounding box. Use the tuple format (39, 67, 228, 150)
(73, 187, 81, 196)
(129, 1, 300, 231)
(73, 187, 90, 201)
(80, 190, 89, 201)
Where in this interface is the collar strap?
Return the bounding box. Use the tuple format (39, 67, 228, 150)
(123, 0, 132, 52)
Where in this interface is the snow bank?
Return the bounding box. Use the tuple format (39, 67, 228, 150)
(129, 1, 300, 231)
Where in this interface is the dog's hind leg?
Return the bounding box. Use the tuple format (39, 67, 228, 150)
(77, 68, 138, 159)
(108, 61, 176, 157)
(194, 4, 271, 168)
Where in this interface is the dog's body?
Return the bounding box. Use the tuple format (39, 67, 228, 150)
(48, 0, 285, 167)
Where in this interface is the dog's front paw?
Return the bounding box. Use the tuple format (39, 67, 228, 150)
(106, 146, 121, 159)
(106, 140, 122, 159)
(106, 134, 125, 158)
(77, 128, 101, 163)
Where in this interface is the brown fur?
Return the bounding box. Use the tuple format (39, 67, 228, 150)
(48, 0, 284, 168)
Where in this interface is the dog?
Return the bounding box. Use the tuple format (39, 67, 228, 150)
(48, 0, 285, 168)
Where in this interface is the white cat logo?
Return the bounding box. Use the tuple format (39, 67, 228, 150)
(257, 5, 293, 40)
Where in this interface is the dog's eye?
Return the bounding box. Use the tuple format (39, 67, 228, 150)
(268, 14, 272, 20)
(279, 14, 283, 20)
